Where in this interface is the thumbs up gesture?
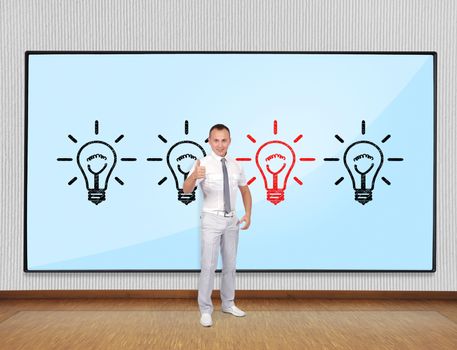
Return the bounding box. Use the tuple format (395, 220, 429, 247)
(195, 160, 206, 179)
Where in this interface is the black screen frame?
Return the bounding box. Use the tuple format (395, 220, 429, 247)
(24, 51, 437, 273)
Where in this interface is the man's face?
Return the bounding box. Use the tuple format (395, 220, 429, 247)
(208, 128, 231, 157)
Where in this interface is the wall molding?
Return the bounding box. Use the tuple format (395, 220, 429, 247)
(1, 290, 456, 299)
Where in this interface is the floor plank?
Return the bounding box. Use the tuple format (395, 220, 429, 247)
(0, 298, 456, 349)
(0, 310, 456, 350)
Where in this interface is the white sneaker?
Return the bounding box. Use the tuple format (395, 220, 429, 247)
(200, 313, 213, 327)
(222, 305, 246, 317)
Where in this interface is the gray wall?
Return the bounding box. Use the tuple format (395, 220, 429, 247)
(1, 0, 455, 291)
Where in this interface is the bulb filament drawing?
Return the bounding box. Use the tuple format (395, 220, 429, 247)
(77, 141, 117, 205)
(167, 141, 206, 205)
(256, 140, 296, 205)
(343, 141, 383, 205)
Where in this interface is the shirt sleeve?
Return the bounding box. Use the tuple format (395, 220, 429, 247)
(238, 164, 247, 186)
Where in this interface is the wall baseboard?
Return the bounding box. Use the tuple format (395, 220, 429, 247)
(0, 290, 456, 299)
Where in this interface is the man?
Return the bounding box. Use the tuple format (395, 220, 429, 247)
(183, 124, 252, 327)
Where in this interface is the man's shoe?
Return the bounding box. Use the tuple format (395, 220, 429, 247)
(200, 313, 213, 327)
(222, 305, 246, 317)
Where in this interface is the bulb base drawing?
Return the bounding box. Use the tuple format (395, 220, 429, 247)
(88, 189, 106, 205)
(178, 189, 196, 205)
(267, 189, 285, 205)
(354, 189, 372, 205)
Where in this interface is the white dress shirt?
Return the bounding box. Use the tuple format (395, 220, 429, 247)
(189, 151, 247, 213)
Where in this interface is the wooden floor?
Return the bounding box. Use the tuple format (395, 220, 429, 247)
(0, 298, 457, 349)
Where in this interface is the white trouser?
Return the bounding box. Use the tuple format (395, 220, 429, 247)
(198, 212, 240, 314)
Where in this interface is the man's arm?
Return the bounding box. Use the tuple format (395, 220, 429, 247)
(183, 160, 205, 193)
(182, 172, 198, 194)
(238, 185, 252, 230)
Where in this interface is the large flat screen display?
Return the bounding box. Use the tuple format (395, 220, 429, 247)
(25, 52, 436, 271)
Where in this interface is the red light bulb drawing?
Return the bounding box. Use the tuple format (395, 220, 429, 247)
(237, 120, 316, 205)
(255, 140, 296, 205)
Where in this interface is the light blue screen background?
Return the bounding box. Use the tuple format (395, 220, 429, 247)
(26, 53, 434, 271)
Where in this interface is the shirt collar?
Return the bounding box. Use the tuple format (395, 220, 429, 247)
(211, 151, 229, 162)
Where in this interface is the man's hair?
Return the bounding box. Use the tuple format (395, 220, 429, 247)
(209, 124, 230, 138)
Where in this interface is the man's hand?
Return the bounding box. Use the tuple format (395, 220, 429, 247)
(238, 215, 251, 230)
(194, 160, 206, 180)
(238, 185, 252, 230)
(183, 159, 204, 193)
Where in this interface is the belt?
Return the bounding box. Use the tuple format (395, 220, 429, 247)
(204, 210, 235, 217)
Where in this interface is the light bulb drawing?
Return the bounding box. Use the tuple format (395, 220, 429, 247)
(167, 140, 206, 205)
(57, 120, 137, 205)
(255, 141, 296, 205)
(147, 120, 206, 205)
(324, 120, 404, 205)
(77, 141, 117, 205)
(343, 141, 383, 205)
(236, 120, 317, 205)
